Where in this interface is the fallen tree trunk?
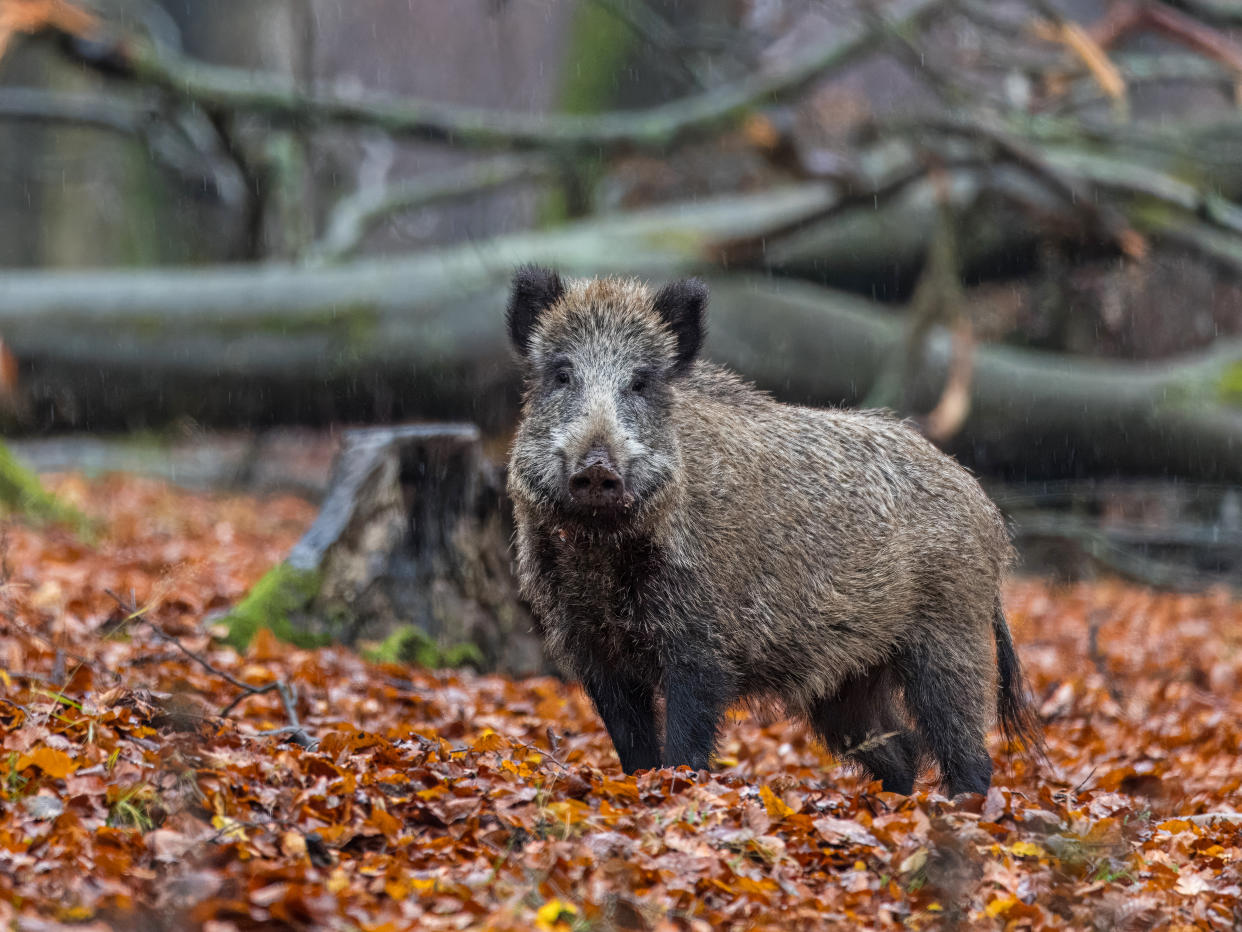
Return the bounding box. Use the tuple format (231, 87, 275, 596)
(708, 277, 1242, 481)
(0, 192, 1239, 479)
(0, 186, 834, 431)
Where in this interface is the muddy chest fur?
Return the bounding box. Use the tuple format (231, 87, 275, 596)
(505, 267, 1040, 795)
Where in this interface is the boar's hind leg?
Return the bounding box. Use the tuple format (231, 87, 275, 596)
(808, 664, 921, 795)
(899, 643, 993, 797)
(583, 672, 660, 774)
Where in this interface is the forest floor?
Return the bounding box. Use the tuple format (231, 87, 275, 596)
(0, 475, 1239, 930)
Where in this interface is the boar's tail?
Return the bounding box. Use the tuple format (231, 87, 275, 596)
(993, 600, 1046, 759)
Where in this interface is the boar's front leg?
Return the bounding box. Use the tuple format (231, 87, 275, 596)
(583, 671, 660, 774)
(662, 654, 728, 772)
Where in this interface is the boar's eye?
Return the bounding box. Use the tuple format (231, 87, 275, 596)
(549, 359, 572, 387)
(629, 368, 654, 395)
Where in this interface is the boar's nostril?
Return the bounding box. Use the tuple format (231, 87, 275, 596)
(568, 462, 626, 508)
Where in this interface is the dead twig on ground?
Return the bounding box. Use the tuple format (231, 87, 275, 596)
(103, 588, 314, 747)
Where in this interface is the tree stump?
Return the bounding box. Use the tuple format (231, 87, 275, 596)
(220, 423, 548, 675)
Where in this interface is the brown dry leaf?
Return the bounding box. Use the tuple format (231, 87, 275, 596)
(922, 318, 975, 444)
(813, 816, 880, 848)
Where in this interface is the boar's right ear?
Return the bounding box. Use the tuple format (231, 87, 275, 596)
(507, 265, 564, 357)
(653, 277, 707, 372)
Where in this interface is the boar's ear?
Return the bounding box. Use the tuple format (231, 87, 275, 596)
(652, 277, 707, 371)
(507, 265, 565, 356)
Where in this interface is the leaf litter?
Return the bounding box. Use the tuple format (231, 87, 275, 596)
(0, 473, 1239, 930)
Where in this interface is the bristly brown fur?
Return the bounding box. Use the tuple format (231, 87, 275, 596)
(506, 269, 1042, 795)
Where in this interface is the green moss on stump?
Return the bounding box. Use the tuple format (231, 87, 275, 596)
(220, 565, 484, 670)
(219, 562, 325, 650)
(0, 444, 92, 535)
(363, 625, 483, 670)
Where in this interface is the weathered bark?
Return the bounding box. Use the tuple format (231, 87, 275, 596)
(221, 424, 547, 675)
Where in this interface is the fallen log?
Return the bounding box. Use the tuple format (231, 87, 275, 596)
(0, 185, 834, 431)
(1, 241, 1239, 480)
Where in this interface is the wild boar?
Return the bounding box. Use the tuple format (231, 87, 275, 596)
(505, 267, 1040, 795)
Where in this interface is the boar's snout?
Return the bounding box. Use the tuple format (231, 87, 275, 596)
(568, 449, 628, 510)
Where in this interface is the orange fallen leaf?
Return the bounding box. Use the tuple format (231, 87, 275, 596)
(0, 0, 96, 62)
(759, 784, 795, 820)
(15, 745, 77, 778)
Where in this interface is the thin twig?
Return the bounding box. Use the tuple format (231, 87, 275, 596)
(261, 681, 314, 748)
(105, 588, 253, 693)
(217, 681, 282, 717)
(514, 740, 569, 771)
(1072, 765, 1099, 795)
(102, 588, 312, 744)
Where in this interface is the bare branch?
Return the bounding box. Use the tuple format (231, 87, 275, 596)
(308, 155, 555, 264)
(52, 0, 946, 152)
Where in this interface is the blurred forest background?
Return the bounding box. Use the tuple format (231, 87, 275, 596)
(1, 0, 1242, 663)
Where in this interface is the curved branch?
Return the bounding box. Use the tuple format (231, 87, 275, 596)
(307, 156, 555, 264)
(55, 0, 944, 151)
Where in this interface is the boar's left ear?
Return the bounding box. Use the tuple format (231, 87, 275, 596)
(653, 277, 707, 371)
(507, 265, 565, 356)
